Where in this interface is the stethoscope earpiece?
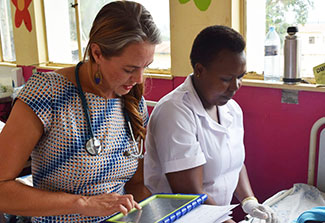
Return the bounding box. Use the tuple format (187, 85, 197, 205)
(123, 139, 144, 159)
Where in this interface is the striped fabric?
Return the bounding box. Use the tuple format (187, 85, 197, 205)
(17, 72, 148, 222)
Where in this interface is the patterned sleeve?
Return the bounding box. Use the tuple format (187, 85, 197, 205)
(139, 96, 149, 127)
(17, 72, 53, 133)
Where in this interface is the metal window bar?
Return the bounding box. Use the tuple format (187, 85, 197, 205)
(0, 35, 3, 62)
(71, 0, 83, 61)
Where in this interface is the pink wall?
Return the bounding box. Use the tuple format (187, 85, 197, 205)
(233, 86, 325, 199)
(233, 87, 325, 220)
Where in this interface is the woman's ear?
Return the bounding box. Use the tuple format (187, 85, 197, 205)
(90, 43, 102, 63)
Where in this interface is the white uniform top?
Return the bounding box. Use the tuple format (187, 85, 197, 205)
(144, 74, 245, 205)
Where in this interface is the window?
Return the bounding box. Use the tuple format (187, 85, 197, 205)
(43, 0, 170, 71)
(78, 0, 111, 61)
(0, 0, 16, 62)
(133, 0, 170, 70)
(43, 0, 86, 64)
(246, 0, 325, 78)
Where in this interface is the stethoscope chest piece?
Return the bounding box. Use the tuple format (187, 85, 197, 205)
(86, 137, 102, 156)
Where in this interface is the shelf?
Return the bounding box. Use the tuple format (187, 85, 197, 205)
(242, 79, 325, 93)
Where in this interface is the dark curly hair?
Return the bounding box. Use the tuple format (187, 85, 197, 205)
(190, 25, 245, 69)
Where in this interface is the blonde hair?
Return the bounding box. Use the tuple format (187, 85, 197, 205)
(83, 1, 161, 140)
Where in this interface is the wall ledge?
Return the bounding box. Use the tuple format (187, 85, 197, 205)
(144, 73, 173, 80)
(242, 79, 325, 93)
(0, 63, 17, 67)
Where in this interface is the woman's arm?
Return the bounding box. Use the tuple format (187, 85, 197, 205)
(0, 100, 139, 216)
(234, 164, 255, 202)
(125, 158, 151, 202)
(0, 99, 80, 216)
(166, 165, 216, 205)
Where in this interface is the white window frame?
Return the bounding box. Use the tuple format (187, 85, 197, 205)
(0, 0, 16, 63)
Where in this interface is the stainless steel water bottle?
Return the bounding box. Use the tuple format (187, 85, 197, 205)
(283, 26, 301, 84)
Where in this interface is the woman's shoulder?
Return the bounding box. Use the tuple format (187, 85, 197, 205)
(226, 99, 243, 115)
(54, 66, 75, 82)
(151, 92, 194, 120)
(155, 85, 188, 108)
(32, 70, 74, 88)
(30, 70, 65, 81)
(20, 71, 76, 102)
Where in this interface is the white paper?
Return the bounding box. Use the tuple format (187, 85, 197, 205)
(0, 121, 5, 132)
(175, 204, 238, 223)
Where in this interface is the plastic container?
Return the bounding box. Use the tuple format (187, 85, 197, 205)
(264, 26, 281, 82)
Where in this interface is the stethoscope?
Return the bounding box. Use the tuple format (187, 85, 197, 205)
(75, 61, 143, 158)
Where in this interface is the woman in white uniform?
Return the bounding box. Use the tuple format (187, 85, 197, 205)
(144, 25, 278, 223)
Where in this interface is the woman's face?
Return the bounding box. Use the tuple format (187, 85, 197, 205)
(95, 41, 155, 98)
(194, 49, 246, 108)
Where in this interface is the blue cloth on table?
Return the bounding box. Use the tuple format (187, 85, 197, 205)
(295, 206, 325, 223)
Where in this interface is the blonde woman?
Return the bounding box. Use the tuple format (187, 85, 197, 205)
(0, 1, 160, 222)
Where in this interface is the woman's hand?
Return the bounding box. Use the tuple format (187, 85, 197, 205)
(242, 199, 278, 223)
(77, 192, 141, 216)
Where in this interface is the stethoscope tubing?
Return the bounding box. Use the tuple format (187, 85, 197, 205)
(75, 61, 143, 158)
(75, 62, 95, 139)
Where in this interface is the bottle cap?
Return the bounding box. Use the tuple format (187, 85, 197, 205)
(287, 26, 298, 35)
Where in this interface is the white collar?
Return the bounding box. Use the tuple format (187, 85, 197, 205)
(181, 74, 234, 129)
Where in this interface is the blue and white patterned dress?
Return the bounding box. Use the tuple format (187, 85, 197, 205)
(17, 72, 148, 222)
